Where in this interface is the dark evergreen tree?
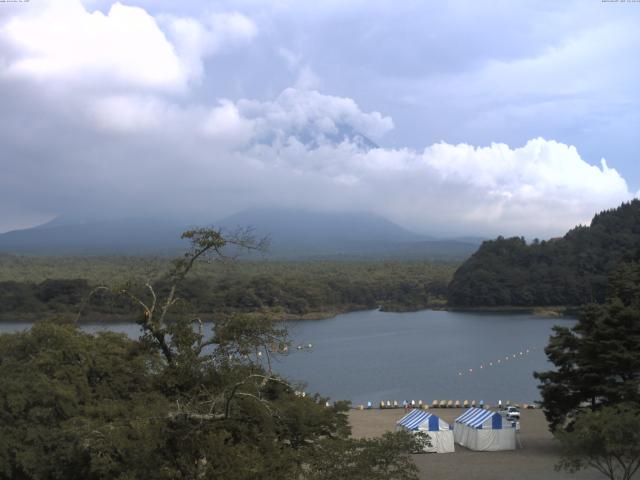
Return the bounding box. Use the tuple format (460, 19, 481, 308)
(534, 262, 640, 431)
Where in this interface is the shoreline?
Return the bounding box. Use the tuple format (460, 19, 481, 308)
(445, 305, 580, 317)
(0, 304, 580, 324)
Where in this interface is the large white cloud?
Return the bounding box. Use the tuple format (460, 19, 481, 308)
(241, 125, 633, 236)
(1, 1, 185, 90)
(0, 1, 256, 92)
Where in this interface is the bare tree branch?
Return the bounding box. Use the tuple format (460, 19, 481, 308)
(76, 285, 111, 322)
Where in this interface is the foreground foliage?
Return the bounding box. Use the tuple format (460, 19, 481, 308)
(556, 404, 640, 480)
(0, 228, 422, 480)
(305, 432, 426, 480)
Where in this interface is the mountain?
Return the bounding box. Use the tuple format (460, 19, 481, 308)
(281, 124, 380, 151)
(448, 200, 640, 307)
(0, 218, 190, 255)
(218, 208, 423, 256)
(0, 208, 481, 259)
(215, 208, 480, 259)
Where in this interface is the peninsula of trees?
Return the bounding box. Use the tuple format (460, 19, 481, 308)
(448, 200, 640, 308)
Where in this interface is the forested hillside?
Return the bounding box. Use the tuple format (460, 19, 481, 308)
(448, 200, 640, 307)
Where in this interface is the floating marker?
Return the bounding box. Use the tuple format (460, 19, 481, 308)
(453, 345, 544, 380)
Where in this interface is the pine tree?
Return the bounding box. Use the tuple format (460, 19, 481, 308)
(535, 262, 640, 431)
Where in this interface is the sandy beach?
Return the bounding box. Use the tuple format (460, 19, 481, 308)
(348, 408, 611, 480)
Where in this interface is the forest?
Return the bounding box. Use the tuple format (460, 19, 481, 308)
(0, 257, 455, 322)
(448, 200, 640, 307)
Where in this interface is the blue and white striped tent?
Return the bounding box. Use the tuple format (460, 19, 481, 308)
(396, 410, 454, 453)
(455, 408, 504, 429)
(454, 408, 516, 451)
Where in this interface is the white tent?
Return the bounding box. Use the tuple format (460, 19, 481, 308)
(396, 409, 455, 453)
(453, 408, 516, 451)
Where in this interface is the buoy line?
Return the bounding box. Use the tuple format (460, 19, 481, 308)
(456, 346, 543, 377)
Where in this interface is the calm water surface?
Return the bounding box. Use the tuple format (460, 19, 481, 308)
(0, 309, 572, 406)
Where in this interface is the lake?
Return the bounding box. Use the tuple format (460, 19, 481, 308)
(0, 309, 572, 406)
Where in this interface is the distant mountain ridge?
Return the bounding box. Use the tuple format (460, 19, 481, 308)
(0, 218, 190, 255)
(0, 208, 481, 259)
(448, 200, 640, 307)
(218, 208, 427, 256)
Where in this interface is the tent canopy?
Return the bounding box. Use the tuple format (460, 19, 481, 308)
(454, 408, 516, 451)
(455, 407, 508, 429)
(397, 409, 455, 453)
(397, 409, 450, 431)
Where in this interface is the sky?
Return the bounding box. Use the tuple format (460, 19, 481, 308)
(0, 0, 639, 237)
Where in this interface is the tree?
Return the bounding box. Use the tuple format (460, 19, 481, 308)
(0, 320, 168, 480)
(556, 404, 640, 480)
(0, 227, 422, 480)
(534, 262, 640, 431)
(305, 431, 426, 480)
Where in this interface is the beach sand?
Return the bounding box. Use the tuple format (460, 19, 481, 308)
(348, 408, 610, 480)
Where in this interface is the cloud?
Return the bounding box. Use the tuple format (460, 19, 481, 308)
(162, 11, 257, 84)
(202, 99, 255, 147)
(372, 14, 640, 160)
(214, 91, 630, 236)
(0, 1, 637, 237)
(3, 76, 632, 237)
(90, 95, 175, 131)
(1, 1, 186, 91)
(241, 130, 632, 236)
(0, 1, 257, 92)
(238, 88, 394, 144)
